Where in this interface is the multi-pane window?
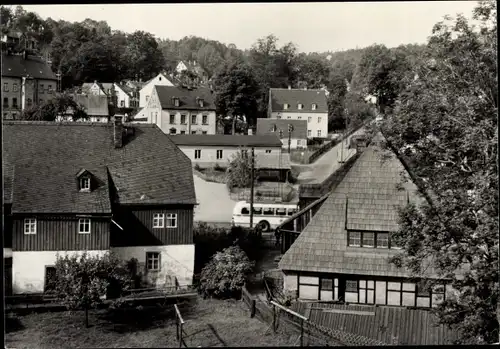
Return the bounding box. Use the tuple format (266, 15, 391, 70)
(80, 177, 90, 191)
(153, 213, 165, 228)
(265, 149, 272, 153)
(191, 114, 197, 124)
(348, 231, 398, 249)
(24, 218, 37, 234)
(202, 131, 207, 134)
(166, 213, 177, 228)
(202, 115, 208, 124)
(359, 280, 375, 304)
(120, 100, 125, 107)
(191, 131, 196, 134)
(174, 98, 179, 107)
(3, 97, 8, 107)
(170, 114, 175, 124)
(318, 117, 322, 123)
(48, 85, 53, 93)
(146, 252, 161, 271)
(78, 219, 91, 234)
(307, 130, 312, 137)
(12, 98, 18, 107)
(321, 278, 333, 291)
(13, 83, 18, 92)
(308, 116, 312, 123)
(317, 130, 322, 137)
(180, 114, 187, 124)
(3, 82, 8, 91)
(312, 103, 317, 110)
(180, 130, 186, 134)
(194, 149, 201, 159)
(216, 149, 223, 159)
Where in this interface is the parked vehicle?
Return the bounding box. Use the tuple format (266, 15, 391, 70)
(232, 201, 298, 232)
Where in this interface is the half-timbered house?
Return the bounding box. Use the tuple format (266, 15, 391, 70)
(3, 117, 196, 294)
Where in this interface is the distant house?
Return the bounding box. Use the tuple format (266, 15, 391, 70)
(268, 87, 328, 139)
(139, 73, 175, 108)
(136, 85, 217, 135)
(278, 133, 462, 309)
(3, 117, 196, 294)
(256, 118, 308, 150)
(114, 83, 139, 109)
(175, 60, 208, 81)
(2, 52, 57, 120)
(72, 94, 110, 123)
(81, 81, 117, 106)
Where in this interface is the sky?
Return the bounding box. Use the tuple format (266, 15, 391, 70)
(19, 2, 479, 53)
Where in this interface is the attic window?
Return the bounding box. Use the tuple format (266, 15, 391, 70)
(312, 103, 317, 110)
(298, 103, 303, 110)
(80, 177, 90, 192)
(283, 103, 289, 110)
(197, 98, 204, 107)
(174, 97, 180, 107)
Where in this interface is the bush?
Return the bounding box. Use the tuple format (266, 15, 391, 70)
(226, 149, 252, 190)
(199, 246, 255, 299)
(194, 164, 202, 172)
(213, 163, 224, 172)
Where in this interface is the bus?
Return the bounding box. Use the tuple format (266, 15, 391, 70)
(232, 201, 299, 232)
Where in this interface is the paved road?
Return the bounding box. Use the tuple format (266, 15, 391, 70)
(193, 174, 237, 223)
(295, 128, 366, 184)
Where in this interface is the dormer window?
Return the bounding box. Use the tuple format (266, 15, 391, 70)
(174, 97, 180, 107)
(80, 177, 90, 192)
(312, 103, 317, 110)
(283, 103, 289, 110)
(197, 98, 204, 107)
(298, 103, 303, 110)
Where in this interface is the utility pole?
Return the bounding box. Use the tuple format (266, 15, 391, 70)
(287, 124, 294, 154)
(249, 147, 255, 229)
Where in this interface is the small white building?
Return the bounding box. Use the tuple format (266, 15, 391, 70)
(139, 73, 175, 108)
(135, 85, 217, 135)
(256, 118, 308, 150)
(268, 88, 329, 139)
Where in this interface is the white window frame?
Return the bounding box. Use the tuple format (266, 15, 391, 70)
(216, 149, 223, 159)
(80, 177, 90, 191)
(166, 213, 178, 228)
(308, 116, 312, 123)
(24, 218, 37, 235)
(318, 117, 322, 123)
(194, 149, 201, 159)
(298, 103, 303, 110)
(317, 130, 322, 137)
(78, 218, 91, 234)
(146, 252, 161, 271)
(283, 103, 289, 110)
(153, 213, 165, 228)
(312, 103, 317, 110)
(307, 130, 312, 137)
(13, 83, 18, 92)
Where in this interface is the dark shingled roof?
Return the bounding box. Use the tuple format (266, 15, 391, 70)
(169, 134, 283, 148)
(256, 118, 308, 139)
(155, 85, 215, 111)
(269, 88, 328, 113)
(3, 122, 196, 214)
(2, 53, 57, 80)
(279, 133, 435, 278)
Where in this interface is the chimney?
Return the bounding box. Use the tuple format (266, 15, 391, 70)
(113, 115, 124, 148)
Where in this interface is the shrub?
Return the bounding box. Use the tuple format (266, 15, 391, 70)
(213, 163, 224, 172)
(226, 148, 252, 190)
(194, 164, 202, 172)
(199, 245, 255, 299)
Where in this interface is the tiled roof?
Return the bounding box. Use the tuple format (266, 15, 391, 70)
(116, 83, 134, 97)
(3, 122, 196, 214)
(1, 53, 57, 80)
(256, 118, 308, 139)
(279, 133, 437, 278)
(178, 60, 206, 75)
(74, 94, 109, 117)
(256, 153, 291, 170)
(155, 85, 215, 111)
(169, 134, 283, 148)
(269, 88, 328, 113)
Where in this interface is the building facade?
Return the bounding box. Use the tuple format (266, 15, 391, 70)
(256, 118, 308, 150)
(139, 73, 175, 108)
(278, 134, 460, 308)
(268, 88, 328, 139)
(3, 118, 196, 294)
(137, 85, 217, 135)
(2, 52, 57, 119)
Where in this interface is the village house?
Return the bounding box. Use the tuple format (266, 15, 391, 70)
(268, 87, 328, 139)
(81, 81, 117, 107)
(3, 117, 196, 294)
(139, 72, 175, 108)
(114, 83, 140, 109)
(277, 133, 459, 308)
(256, 118, 308, 150)
(2, 51, 58, 120)
(72, 94, 110, 122)
(137, 85, 217, 135)
(175, 60, 208, 82)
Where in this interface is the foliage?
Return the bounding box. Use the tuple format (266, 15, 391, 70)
(381, 1, 498, 343)
(51, 252, 131, 326)
(21, 92, 88, 121)
(226, 149, 253, 189)
(327, 72, 348, 131)
(295, 53, 331, 89)
(199, 245, 255, 298)
(212, 60, 260, 131)
(344, 91, 375, 129)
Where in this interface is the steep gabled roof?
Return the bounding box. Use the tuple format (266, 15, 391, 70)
(278, 133, 432, 278)
(256, 118, 308, 139)
(3, 122, 196, 214)
(269, 88, 328, 113)
(155, 85, 215, 111)
(1, 53, 57, 80)
(169, 134, 283, 148)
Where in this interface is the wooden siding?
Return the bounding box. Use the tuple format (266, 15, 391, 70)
(291, 302, 458, 345)
(12, 216, 110, 251)
(111, 205, 194, 247)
